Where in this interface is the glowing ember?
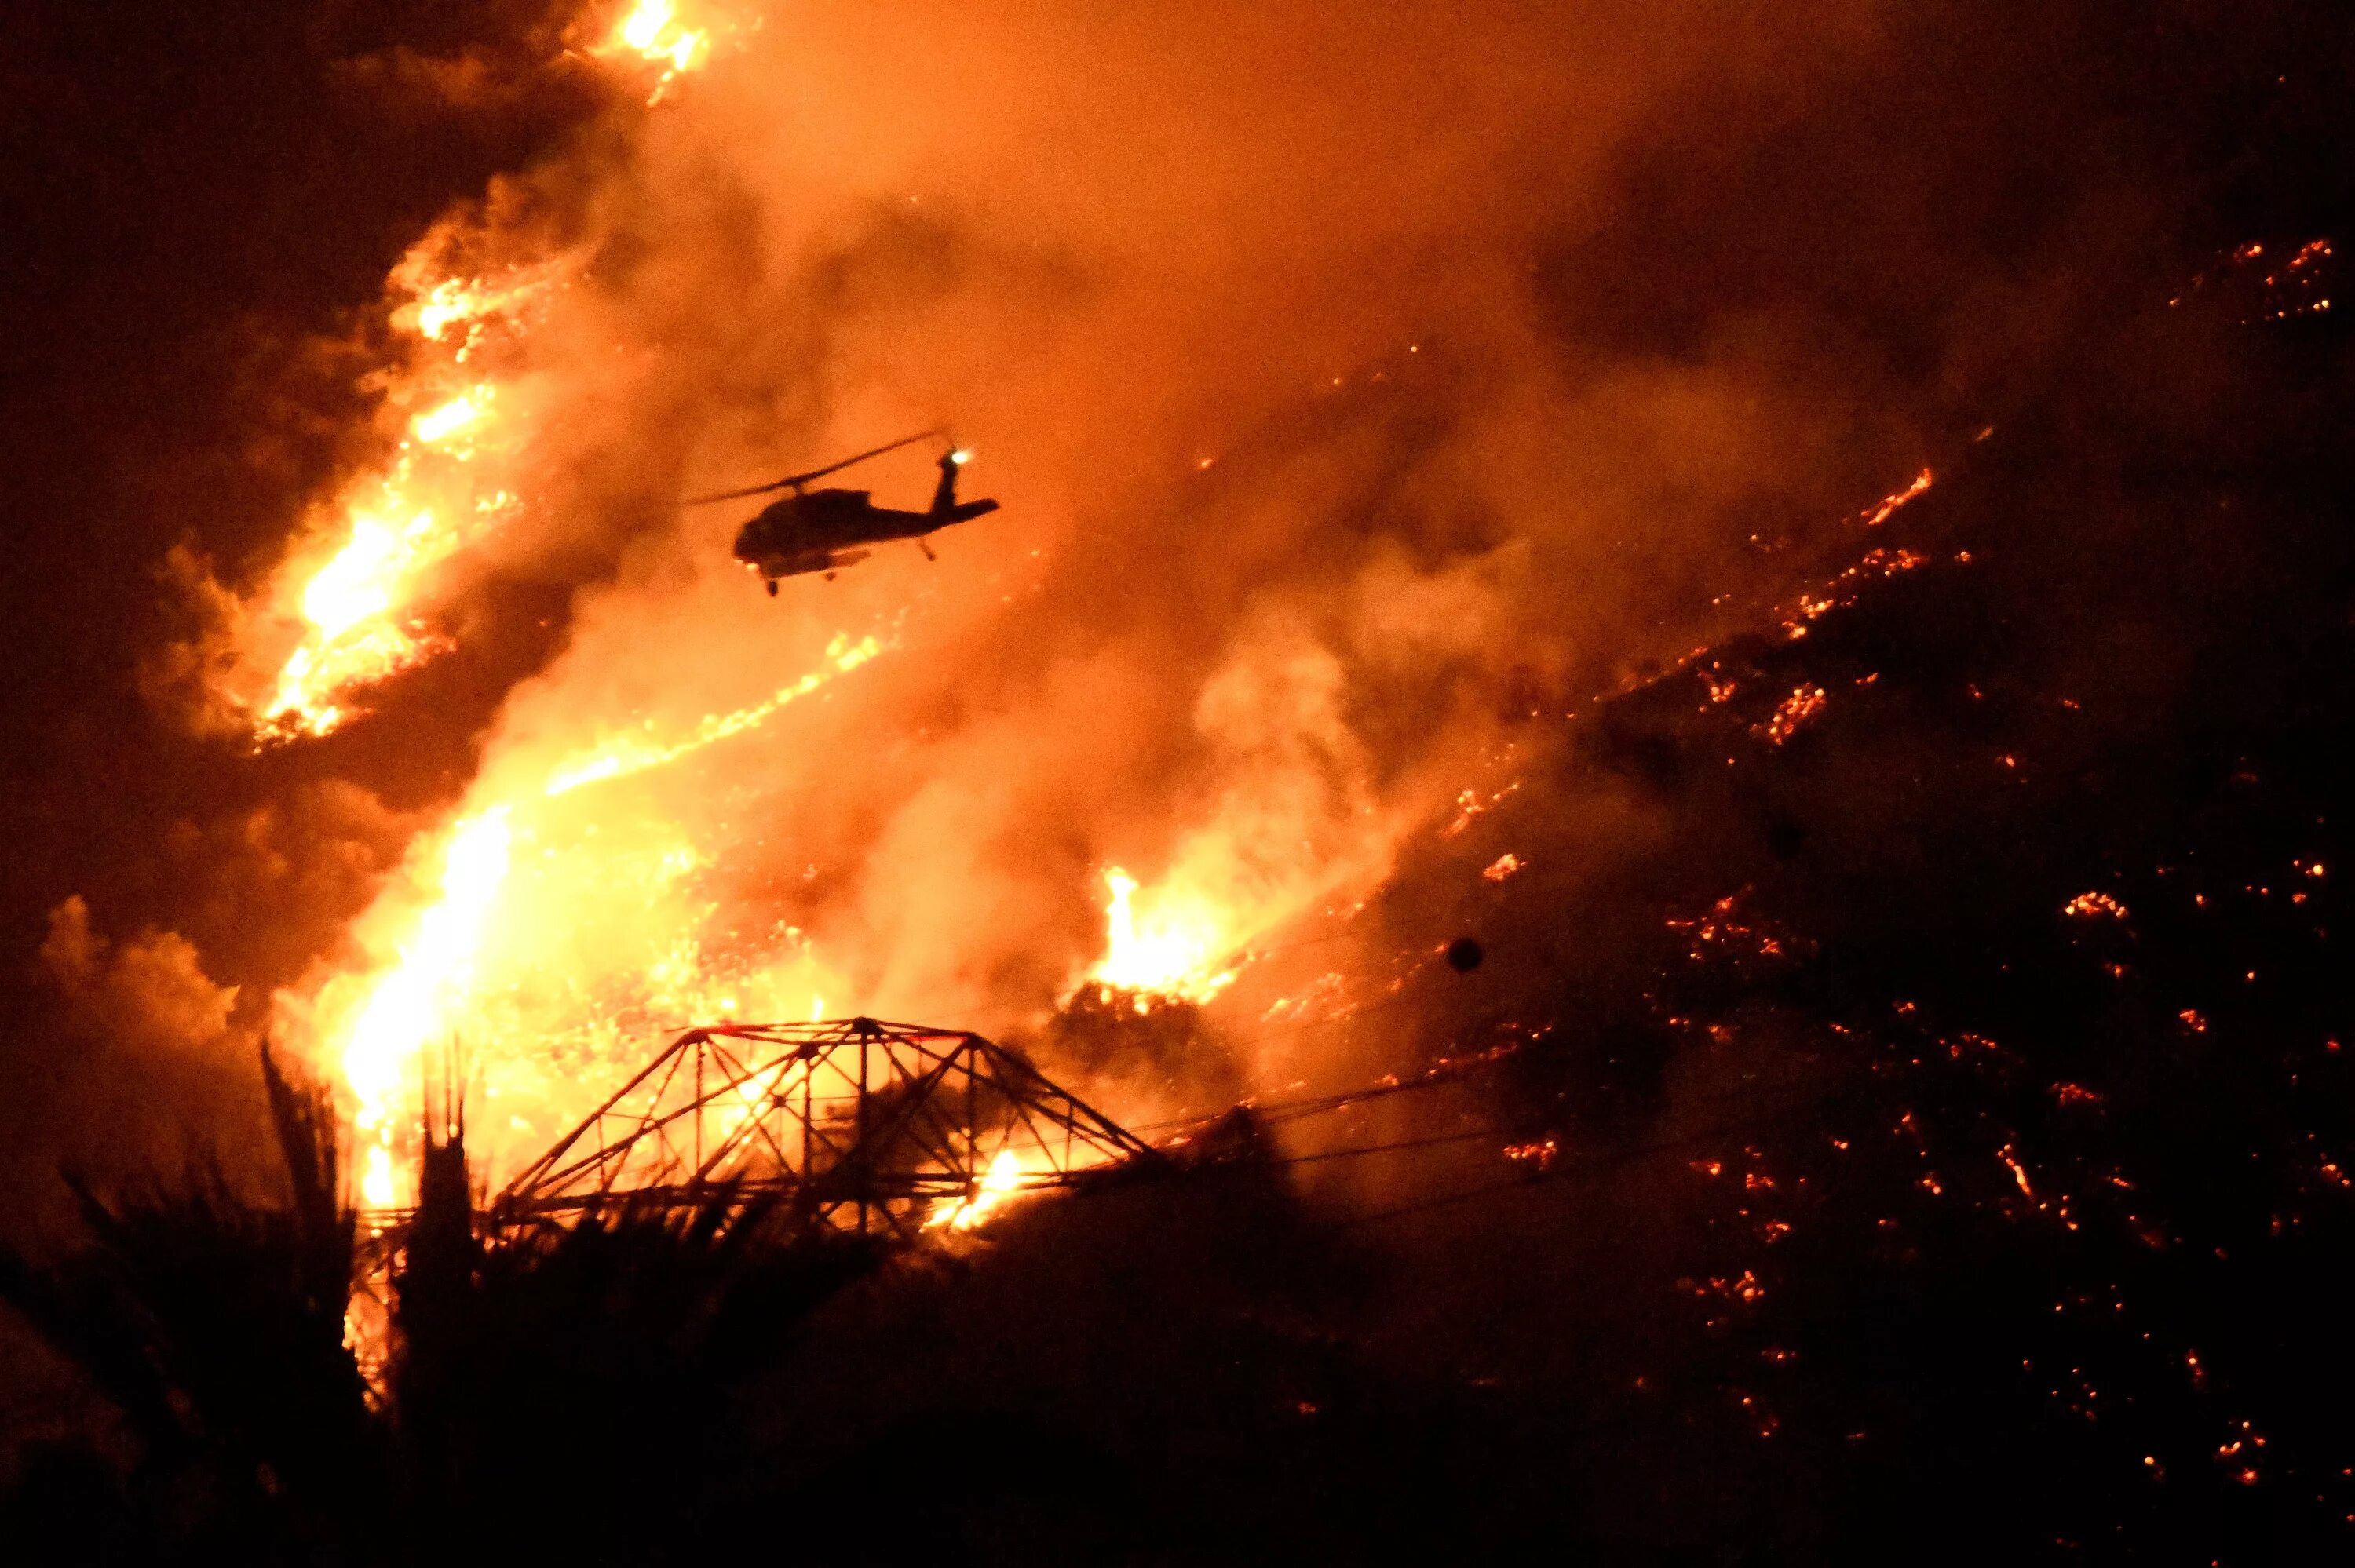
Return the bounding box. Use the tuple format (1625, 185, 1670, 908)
(1755, 685, 1828, 745)
(2062, 892, 2130, 920)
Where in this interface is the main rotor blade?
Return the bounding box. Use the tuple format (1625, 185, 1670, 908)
(683, 428, 944, 506)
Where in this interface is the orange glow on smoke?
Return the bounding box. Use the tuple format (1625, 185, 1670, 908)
(251, 2, 1455, 1214)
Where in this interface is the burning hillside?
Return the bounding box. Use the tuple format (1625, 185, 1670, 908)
(7, 0, 2355, 1559)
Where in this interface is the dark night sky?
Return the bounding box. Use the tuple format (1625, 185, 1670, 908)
(1, 1, 604, 1186)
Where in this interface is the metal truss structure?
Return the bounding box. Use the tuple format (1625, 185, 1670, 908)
(493, 1017, 1158, 1238)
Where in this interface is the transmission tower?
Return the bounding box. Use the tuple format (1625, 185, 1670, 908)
(493, 1017, 1159, 1238)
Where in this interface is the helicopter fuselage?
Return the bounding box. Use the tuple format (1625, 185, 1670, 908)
(729, 458, 998, 587)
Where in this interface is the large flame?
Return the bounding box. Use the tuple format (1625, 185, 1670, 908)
(250, 272, 550, 741)
(242, 0, 1523, 1212)
(343, 808, 515, 1204)
(1088, 868, 1241, 1004)
(301, 622, 886, 1203)
(236, 9, 718, 743)
(601, 0, 710, 101)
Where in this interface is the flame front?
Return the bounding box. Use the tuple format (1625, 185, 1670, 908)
(234, 12, 714, 743)
(250, 275, 546, 741)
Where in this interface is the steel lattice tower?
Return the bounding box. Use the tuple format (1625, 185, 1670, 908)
(494, 1017, 1157, 1238)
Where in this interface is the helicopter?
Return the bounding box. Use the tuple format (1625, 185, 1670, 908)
(687, 429, 999, 593)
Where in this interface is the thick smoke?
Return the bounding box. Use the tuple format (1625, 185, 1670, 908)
(20, 0, 2299, 1180)
(168, 0, 1955, 1170)
(14, 0, 2355, 1554)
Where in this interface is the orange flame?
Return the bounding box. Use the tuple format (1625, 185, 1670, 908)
(602, 0, 710, 101)
(338, 808, 516, 1204)
(250, 253, 557, 742)
(1086, 867, 1241, 1004)
(543, 634, 888, 797)
(303, 621, 893, 1206)
(927, 1149, 1030, 1232)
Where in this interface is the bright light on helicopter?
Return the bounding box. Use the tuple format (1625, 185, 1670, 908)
(950, 449, 971, 465)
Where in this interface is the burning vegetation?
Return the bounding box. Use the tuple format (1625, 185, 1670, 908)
(8, 0, 2355, 1559)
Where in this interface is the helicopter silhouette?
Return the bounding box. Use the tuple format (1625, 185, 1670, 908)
(687, 430, 999, 593)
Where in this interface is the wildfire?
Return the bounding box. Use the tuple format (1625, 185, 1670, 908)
(1087, 868, 1241, 1004)
(245, 0, 1397, 1225)
(252, 255, 560, 742)
(928, 1149, 1028, 1232)
(341, 808, 516, 1204)
(1861, 468, 1935, 527)
(602, 0, 710, 100)
(543, 633, 887, 796)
